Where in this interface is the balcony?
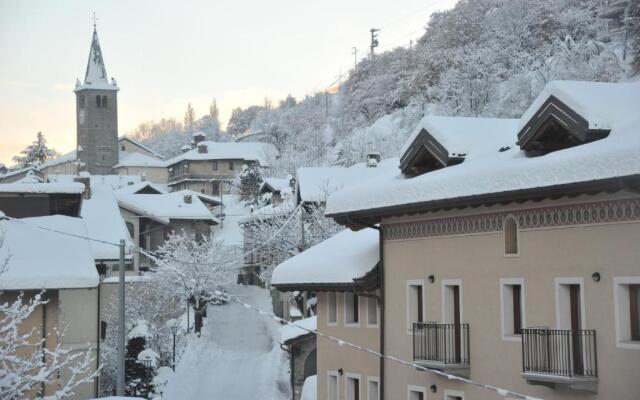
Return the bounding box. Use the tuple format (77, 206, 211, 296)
(522, 328, 598, 391)
(413, 322, 470, 376)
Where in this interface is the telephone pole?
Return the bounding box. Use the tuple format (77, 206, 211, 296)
(352, 47, 358, 69)
(370, 28, 380, 57)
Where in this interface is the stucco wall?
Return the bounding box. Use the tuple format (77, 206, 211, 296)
(114, 166, 168, 184)
(381, 195, 640, 400)
(316, 291, 380, 400)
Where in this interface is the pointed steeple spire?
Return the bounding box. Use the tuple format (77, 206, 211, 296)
(76, 22, 118, 92)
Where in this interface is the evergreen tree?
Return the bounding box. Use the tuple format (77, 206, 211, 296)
(238, 164, 264, 205)
(12, 132, 57, 168)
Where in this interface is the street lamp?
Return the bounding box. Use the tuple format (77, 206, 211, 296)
(170, 324, 180, 371)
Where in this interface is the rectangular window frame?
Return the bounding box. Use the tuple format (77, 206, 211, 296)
(613, 276, 640, 349)
(212, 160, 218, 171)
(500, 278, 526, 341)
(366, 376, 379, 400)
(327, 292, 338, 326)
(554, 277, 586, 330)
(444, 389, 465, 400)
(406, 280, 425, 334)
(345, 372, 361, 400)
(344, 292, 360, 327)
(441, 279, 463, 324)
(228, 161, 234, 171)
(327, 371, 339, 400)
(407, 385, 427, 400)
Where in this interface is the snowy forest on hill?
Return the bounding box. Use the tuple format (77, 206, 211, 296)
(130, 0, 639, 175)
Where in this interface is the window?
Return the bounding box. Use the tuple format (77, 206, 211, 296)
(613, 277, 640, 349)
(327, 372, 338, 400)
(79, 94, 85, 109)
(504, 216, 518, 255)
(345, 374, 360, 400)
(212, 161, 218, 171)
(96, 95, 101, 108)
(229, 161, 234, 171)
(444, 389, 465, 400)
(121, 145, 126, 151)
(407, 281, 424, 332)
(500, 278, 525, 340)
(367, 293, 378, 327)
(102, 95, 108, 108)
(407, 385, 426, 400)
(367, 377, 379, 400)
(345, 292, 359, 325)
(327, 292, 338, 325)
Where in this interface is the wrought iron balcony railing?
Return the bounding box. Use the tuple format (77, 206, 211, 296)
(522, 328, 597, 381)
(413, 322, 470, 367)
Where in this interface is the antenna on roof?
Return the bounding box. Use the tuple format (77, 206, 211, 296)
(92, 12, 98, 31)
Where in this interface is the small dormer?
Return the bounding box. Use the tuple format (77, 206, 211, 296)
(400, 128, 464, 176)
(517, 95, 609, 156)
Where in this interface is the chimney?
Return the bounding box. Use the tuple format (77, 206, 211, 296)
(74, 171, 91, 199)
(183, 194, 192, 204)
(197, 143, 208, 154)
(181, 144, 191, 153)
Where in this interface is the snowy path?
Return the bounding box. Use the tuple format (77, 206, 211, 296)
(163, 285, 290, 400)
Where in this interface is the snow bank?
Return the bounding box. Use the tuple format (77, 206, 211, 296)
(327, 81, 640, 216)
(271, 228, 378, 286)
(0, 215, 99, 290)
(300, 375, 317, 400)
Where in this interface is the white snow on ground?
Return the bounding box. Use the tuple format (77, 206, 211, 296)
(214, 194, 251, 247)
(162, 285, 290, 400)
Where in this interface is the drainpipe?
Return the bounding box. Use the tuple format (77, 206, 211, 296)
(96, 285, 101, 397)
(378, 227, 385, 400)
(280, 343, 295, 400)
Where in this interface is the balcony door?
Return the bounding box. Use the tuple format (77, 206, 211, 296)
(556, 278, 585, 376)
(443, 280, 462, 363)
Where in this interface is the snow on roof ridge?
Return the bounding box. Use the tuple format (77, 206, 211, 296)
(165, 141, 277, 166)
(0, 181, 85, 194)
(115, 151, 167, 168)
(326, 81, 640, 217)
(279, 316, 317, 343)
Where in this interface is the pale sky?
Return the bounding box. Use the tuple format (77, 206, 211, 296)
(0, 0, 457, 165)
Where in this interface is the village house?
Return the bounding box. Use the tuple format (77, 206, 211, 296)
(0, 181, 84, 218)
(318, 80, 640, 400)
(272, 228, 381, 400)
(0, 214, 101, 399)
(165, 140, 276, 196)
(115, 189, 219, 270)
(260, 176, 295, 206)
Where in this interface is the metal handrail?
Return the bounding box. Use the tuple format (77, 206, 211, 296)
(413, 322, 470, 365)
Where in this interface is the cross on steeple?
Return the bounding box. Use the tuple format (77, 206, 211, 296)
(92, 12, 98, 30)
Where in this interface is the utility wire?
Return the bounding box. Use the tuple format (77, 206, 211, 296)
(2, 212, 542, 399)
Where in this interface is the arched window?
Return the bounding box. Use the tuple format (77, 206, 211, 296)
(102, 96, 108, 108)
(504, 216, 518, 255)
(96, 95, 101, 108)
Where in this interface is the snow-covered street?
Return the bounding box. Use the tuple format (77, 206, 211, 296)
(163, 285, 290, 400)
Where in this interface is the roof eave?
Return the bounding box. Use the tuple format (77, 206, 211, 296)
(327, 174, 640, 226)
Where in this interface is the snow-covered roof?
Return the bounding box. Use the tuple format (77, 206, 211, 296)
(0, 182, 84, 194)
(13, 170, 43, 184)
(116, 192, 219, 224)
(271, 228, 378, 287)
(38, 150, 77, 170)
(165, 141, 276, 166)
(401, 116, 519, 159)
(81, 184, 134, 261)
(326, 80, 640, 217)
(75, 28, 118, 92)
(118, 136, 164, 159)
(260, 177, 292, 193)
(48, 174, 143, 190)
(297, 158, 398, 204)
(172, 190, 222, 207)
(115, 181, 169, 195)
(114, 151, 167, 168)
(280, 316, 317, 344)
(0, 215, 99, 290)
(0, 166, 40, 180)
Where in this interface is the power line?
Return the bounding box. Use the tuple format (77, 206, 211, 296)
(212, 290, 543, 400)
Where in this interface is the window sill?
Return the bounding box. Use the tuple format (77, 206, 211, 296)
(344, 322, 361, 328)
(616, 340, 640, 349)
(504, 253, 520, 258)
(502, 334, 522, 342)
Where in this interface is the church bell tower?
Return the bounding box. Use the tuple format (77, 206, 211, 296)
(74, 23, 119, 175)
